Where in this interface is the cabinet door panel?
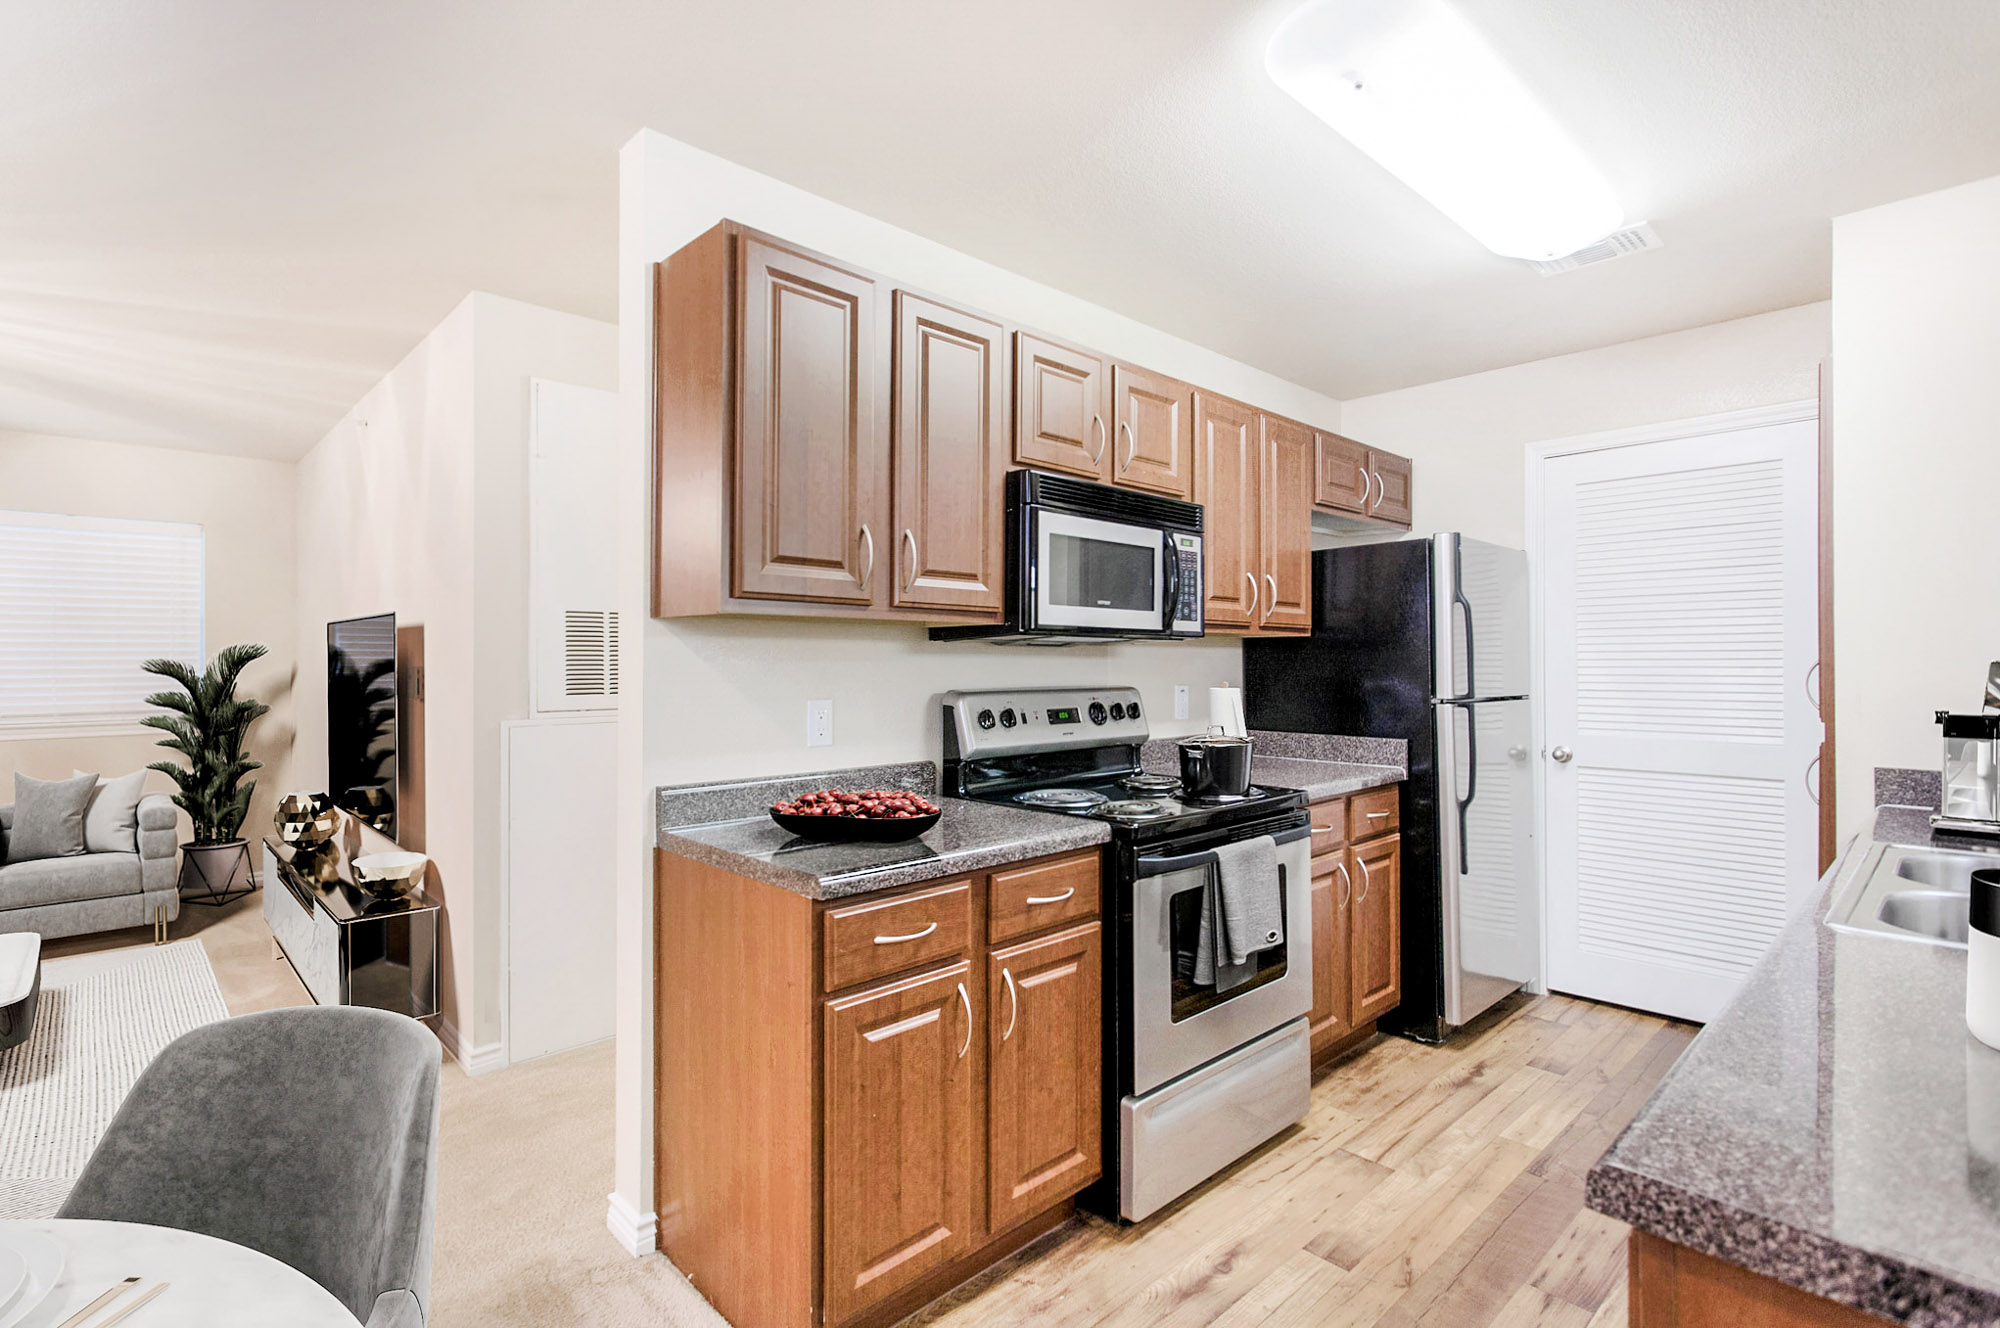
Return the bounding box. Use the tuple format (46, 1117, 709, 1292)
(893, 293, 1007, 612)
(1350, 835, 1402, 1024)
(1315, 432, 1370, 514)
(988, 924, 1102, 1232)
(823, 962, 976, 1323)
(1013, 333, 1109, 480)
(1309, 854, 1353, 1054)
(1193, 392, 1260, 629)
(1368, 450, 1414, 528)
(734, 235, 885, 604)
(1112, 366, 1193, 499)
(1259, 414, 1313, 633)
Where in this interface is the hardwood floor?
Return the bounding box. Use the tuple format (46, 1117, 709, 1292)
(912, 992, 1696, 1328)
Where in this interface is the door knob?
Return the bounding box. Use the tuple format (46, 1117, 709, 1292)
(1551, 745, 1573, 764)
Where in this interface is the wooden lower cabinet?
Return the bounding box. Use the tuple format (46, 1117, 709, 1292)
(986, 923, 1101, 1232)
(823, 962, 977, 1325)
(1305, 792, 1403, 1063)
(655, 845, 1104, 1328)
(1628, 1230, 1887, 1328)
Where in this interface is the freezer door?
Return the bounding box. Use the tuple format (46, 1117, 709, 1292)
(1436, 698, 1540, 1026)
(1432, 534, 1530, 701)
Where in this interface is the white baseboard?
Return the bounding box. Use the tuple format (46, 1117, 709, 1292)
(606, 1191, 658, 1257)
(435, 1016, 509, 1077)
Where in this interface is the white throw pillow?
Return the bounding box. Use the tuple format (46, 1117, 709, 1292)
(74, 770, 147, 855)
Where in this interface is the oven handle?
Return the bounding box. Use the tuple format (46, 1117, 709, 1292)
(1135, 824, 1310, 878)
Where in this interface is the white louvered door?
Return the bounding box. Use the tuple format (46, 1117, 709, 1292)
(1541, 417, 1820, 1023)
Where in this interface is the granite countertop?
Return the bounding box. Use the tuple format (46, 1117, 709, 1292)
(1138, 730, 1406, 803)
(1587, 802, 2000, 1326)
(656, 762, 1108, 900)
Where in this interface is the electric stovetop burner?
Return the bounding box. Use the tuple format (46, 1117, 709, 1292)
(1014, 787, 1109, 811)
(1120, 772, 1181, 795)
(1096, 799, 1175, 821)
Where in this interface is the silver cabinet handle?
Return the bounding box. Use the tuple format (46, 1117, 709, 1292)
(956, 981, 971, 1059)
(1358, 469, 1373, 509)
(858, 523, 875, 592)
(1551, 745, 1573, 763)
(1002, 968, 1018, 1041)
(1356, 854, 1372, 902)
(1118, 420, 1136, 474)
(873, 921, 937, 945)
(1263, 573, 1277, 620)
(1366, 810, 1390, 820)
(901, 528, 918, 591)
(1335, 859, 1351, 909)
(1245, 572, 1259, 616)
(1806, 662, 1821, 712)
(1370, 470, 1385, 511)
(1806, 755, 1821, 806)
(1090, 414, 1107, 466)
(1025, 887, 1074, 905)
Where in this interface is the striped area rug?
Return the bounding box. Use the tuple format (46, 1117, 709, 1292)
(0, 938, 229, 1217)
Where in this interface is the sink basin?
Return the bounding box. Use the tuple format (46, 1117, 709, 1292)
(1825, 842, 2000, 949)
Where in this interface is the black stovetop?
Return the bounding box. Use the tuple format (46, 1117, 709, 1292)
(955, 773, 1303, 844)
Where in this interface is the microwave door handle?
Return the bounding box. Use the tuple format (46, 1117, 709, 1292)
(1161, 533, 1179, 632)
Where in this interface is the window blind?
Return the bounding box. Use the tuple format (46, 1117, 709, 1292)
(0, 510, 205, 735)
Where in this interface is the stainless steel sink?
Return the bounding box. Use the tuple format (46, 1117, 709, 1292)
(1825, 843, 2000, 949)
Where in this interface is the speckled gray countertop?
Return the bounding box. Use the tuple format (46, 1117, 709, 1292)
(656, 762, 1108, 900)
(1138, 731, 1406, 803)
(1587, 803, 2000, 1325)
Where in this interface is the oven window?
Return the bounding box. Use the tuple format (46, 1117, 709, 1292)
(1167, 869, 1290, 1022)
(1047, 533, 1156, 613)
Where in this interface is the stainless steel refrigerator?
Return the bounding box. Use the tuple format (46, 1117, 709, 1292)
(1242, 534, 1539, 1043)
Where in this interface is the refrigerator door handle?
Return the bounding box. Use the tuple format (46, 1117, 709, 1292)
(1455, 705, 1477, 877)
(1452, 538, 1476, 701)
(1435, 702, 1466, 1027)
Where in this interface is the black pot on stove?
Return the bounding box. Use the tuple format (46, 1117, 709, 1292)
(1177, 731, 1254, 800)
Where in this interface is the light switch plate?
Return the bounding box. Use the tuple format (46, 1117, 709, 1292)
(1174, 685, 1190, 720)
(806, 699, 833, 747)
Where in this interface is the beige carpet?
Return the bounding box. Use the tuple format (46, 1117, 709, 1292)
(46, 896, 730, 1328)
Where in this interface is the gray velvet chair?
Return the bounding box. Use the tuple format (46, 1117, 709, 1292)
(59, 1006, 441, 1327)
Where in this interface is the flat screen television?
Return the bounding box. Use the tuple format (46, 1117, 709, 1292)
(328, 613, 398, 840)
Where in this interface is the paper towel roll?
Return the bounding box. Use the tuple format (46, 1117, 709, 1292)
(1209, 686, 1247, 738)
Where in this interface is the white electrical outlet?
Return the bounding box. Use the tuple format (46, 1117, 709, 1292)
(806, 699, 833, 747)
(1173, 685, 1190, 720)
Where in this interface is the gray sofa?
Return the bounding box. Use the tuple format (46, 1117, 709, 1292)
(0, 793, 180, 939)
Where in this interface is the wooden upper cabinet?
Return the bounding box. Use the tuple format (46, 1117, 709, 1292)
(1258, 414, 1313, 633)
(1013, 333, 1110, 481)
(1369, 450, 1413, 527)
(1193, 391, 1260, 629)
(822, 961, 977, 1324)
(1350, 834, 1402, 1025)
(1111, 366, 1194, 499)
(893, 293, 1007, 613)
(733, 234, 887, 605)
(987, 923, 1102, 1234)
(1314, 432, 1370, 514)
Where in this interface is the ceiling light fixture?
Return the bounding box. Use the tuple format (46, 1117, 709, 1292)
(1266, 0, 1625, 262)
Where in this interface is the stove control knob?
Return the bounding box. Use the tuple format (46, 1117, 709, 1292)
(999, 708, 1018, 728)
(1088, 702, 1108, 726)
(1127, 700, 1142, 720)
(1109, 702, 1126, 721)
(976, 708, 996, 730)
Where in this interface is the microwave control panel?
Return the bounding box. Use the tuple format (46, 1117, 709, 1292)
(1170, 531, 1204, 636)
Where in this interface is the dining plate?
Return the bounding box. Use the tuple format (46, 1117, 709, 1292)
(0, 1230, 65, 1328)
(0, 1245, 24, 1319)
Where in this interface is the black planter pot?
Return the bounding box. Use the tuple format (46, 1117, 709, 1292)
(180, 839, 255, 906)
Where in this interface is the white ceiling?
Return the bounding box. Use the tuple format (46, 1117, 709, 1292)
(6, 0, 2000, 459)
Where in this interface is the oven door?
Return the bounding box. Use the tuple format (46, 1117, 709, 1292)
(1030, 508, 1170, 635)
(1129, 826, 1313, 1096)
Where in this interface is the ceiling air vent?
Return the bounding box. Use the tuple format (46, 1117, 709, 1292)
(1528, 223, 1662, 276)
(562, 609, 619, 699)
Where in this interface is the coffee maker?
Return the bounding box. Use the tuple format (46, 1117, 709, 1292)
(1933, 663, 2000, 837)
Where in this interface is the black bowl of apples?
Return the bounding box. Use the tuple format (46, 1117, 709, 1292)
(769, 789, 943, 843)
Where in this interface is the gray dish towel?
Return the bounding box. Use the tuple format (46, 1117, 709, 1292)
(1193, 834, 1284, 994)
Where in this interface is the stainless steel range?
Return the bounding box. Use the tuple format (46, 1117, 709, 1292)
(942, 686, 1313, 1222)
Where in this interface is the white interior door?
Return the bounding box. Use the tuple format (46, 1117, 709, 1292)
(505, 718, 618, 1063)
(1540, 414, 1821, 1023)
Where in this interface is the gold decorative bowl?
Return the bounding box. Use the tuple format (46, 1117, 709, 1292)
(352, 850, 428, 901)
(274, 792, 340, 848)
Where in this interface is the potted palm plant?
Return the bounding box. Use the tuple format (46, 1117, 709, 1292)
(142, 642, 271, 904)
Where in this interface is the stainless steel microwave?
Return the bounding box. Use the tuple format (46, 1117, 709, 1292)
(931, 471, 1203, 645)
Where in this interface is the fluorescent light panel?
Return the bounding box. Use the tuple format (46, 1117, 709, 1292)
(1267, 0, 1624, 261)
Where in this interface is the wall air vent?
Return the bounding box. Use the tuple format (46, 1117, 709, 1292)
(1528, 223, 1663, 276)
(562, 610, 619, 699)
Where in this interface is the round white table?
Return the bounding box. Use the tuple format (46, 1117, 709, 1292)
(1, 1220, 356, 1327)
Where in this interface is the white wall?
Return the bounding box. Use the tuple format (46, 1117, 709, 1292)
(0, 430, 296, 846)
(1832, 174, 2000, 832)
(610, 129, 1349, 1248)
(296, 292, 615, 1065)
(1341, 303, 1832, 546)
